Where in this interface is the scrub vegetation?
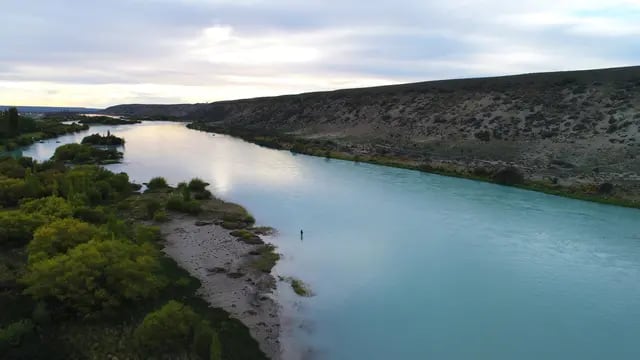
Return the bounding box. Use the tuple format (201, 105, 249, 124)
(0, 148, 267, 359)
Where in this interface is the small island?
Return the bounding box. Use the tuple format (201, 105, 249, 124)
(52, 143, 123, 164)
(81, 132, 125, 146)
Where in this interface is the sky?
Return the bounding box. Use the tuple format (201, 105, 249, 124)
(1, 0, 639, 108)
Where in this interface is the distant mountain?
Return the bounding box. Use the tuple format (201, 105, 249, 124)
(0, 105, 101, 113)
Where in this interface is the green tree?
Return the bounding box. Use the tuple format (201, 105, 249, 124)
(0, 211, 46, 247)
(134, 300, 198, 354)
(7, 107, 19, 136)
(0, 177, 28, 207)
(22, 239, 164, 313)
(27, 218, 102, 263)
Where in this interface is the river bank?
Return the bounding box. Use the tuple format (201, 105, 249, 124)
(187, 123, 640, 209)
(161, 214, 281, 359)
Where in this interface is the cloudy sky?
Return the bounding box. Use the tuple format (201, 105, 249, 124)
(1, 0, 639, 108)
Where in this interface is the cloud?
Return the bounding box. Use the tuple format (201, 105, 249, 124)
(1, 0, 639, 107)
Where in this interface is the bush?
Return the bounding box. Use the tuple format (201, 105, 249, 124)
(0, 177, 28, 207)
(147, 177, 169, 191)
(0, 320, 34, 350)
(598, 182, 614, 194)
(0, 157, 27, 178)
(474, 130, 491, 142)
(153, 210, 168, 222)
(22, 239, 165, 313)
(210, 331, 222, 360)
(28, 218, 102, 263)
(166, 195, 201, 215)
(493, 167, 525, 185)
(188, 178, 209, 192)
(134, 301, 198, 354)
(31, 302, 51, 325)
(0, 211, 46, 247)
(73, 206, 108, 224)
(19, 196, 73, 219)
(192, 321, 214, 359)
(144, 199, 163, 219)
(135, 225, 162, 243)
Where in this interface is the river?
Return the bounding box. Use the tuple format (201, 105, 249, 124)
(18, 121, 640, 359)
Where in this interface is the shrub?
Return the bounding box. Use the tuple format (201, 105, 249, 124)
(135, 225, 162, 243)
(0, 320, 34, 350)
(22, 239, 164, 313)
(28, 218, 102, 263)
(493, 167, 525, 185)
(0, 177, 28, 207)
(210, 331, 222, 360)
(598, 182, 614, 194)
(474, 130, 491, 142)
(147, 177, 169, 191)
(0, 211, 46, 247)
(19, 196, 73, 219)
(31, 302, 51, 325)
(134, 301, 198, 354)
(144, 199, 163, 219)
(72, 206, 108, 224)
(0, 157, 26, 178)
(188, 178, 209, 193)
(166, 195, 201, 215)
(153, 210, 168, 222)
(192, 321, 214, 359)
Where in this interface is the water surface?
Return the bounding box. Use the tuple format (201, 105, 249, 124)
(21, 122, 640, 359)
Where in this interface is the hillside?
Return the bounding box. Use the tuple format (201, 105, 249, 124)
(105, 66, 640, 202)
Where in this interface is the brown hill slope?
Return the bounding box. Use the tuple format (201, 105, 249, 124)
(105, 66, 640, 203)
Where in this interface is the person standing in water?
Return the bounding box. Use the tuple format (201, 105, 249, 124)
(300, 229, 304, 241)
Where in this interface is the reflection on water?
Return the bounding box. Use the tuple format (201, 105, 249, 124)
(20, 121, 640, 360)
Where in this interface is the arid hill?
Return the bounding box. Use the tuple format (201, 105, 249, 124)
(105, 66, 640, 202)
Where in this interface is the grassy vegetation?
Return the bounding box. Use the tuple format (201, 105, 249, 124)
(0, 154, 267, 359)
(290, 278, 312, 297)
(230, 229, 264, 245)
(188, 123, 640, 209)
(250, 245, 280, 273)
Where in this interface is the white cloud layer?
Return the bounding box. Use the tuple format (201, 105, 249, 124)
(1, 0, 639, 107)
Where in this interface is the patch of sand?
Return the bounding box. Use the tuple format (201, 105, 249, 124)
(161, 214, 281, 359)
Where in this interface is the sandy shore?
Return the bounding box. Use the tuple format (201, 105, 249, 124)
(161, 214, 281, 359)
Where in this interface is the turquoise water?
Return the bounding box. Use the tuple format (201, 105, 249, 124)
(21, 122, 640, 359)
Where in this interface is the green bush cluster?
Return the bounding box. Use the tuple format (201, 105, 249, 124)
(23, 239, 164, 313)
(134, 301, 221, 359)
(147, 176, 169, 190)
(0, 319, 35, 351)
